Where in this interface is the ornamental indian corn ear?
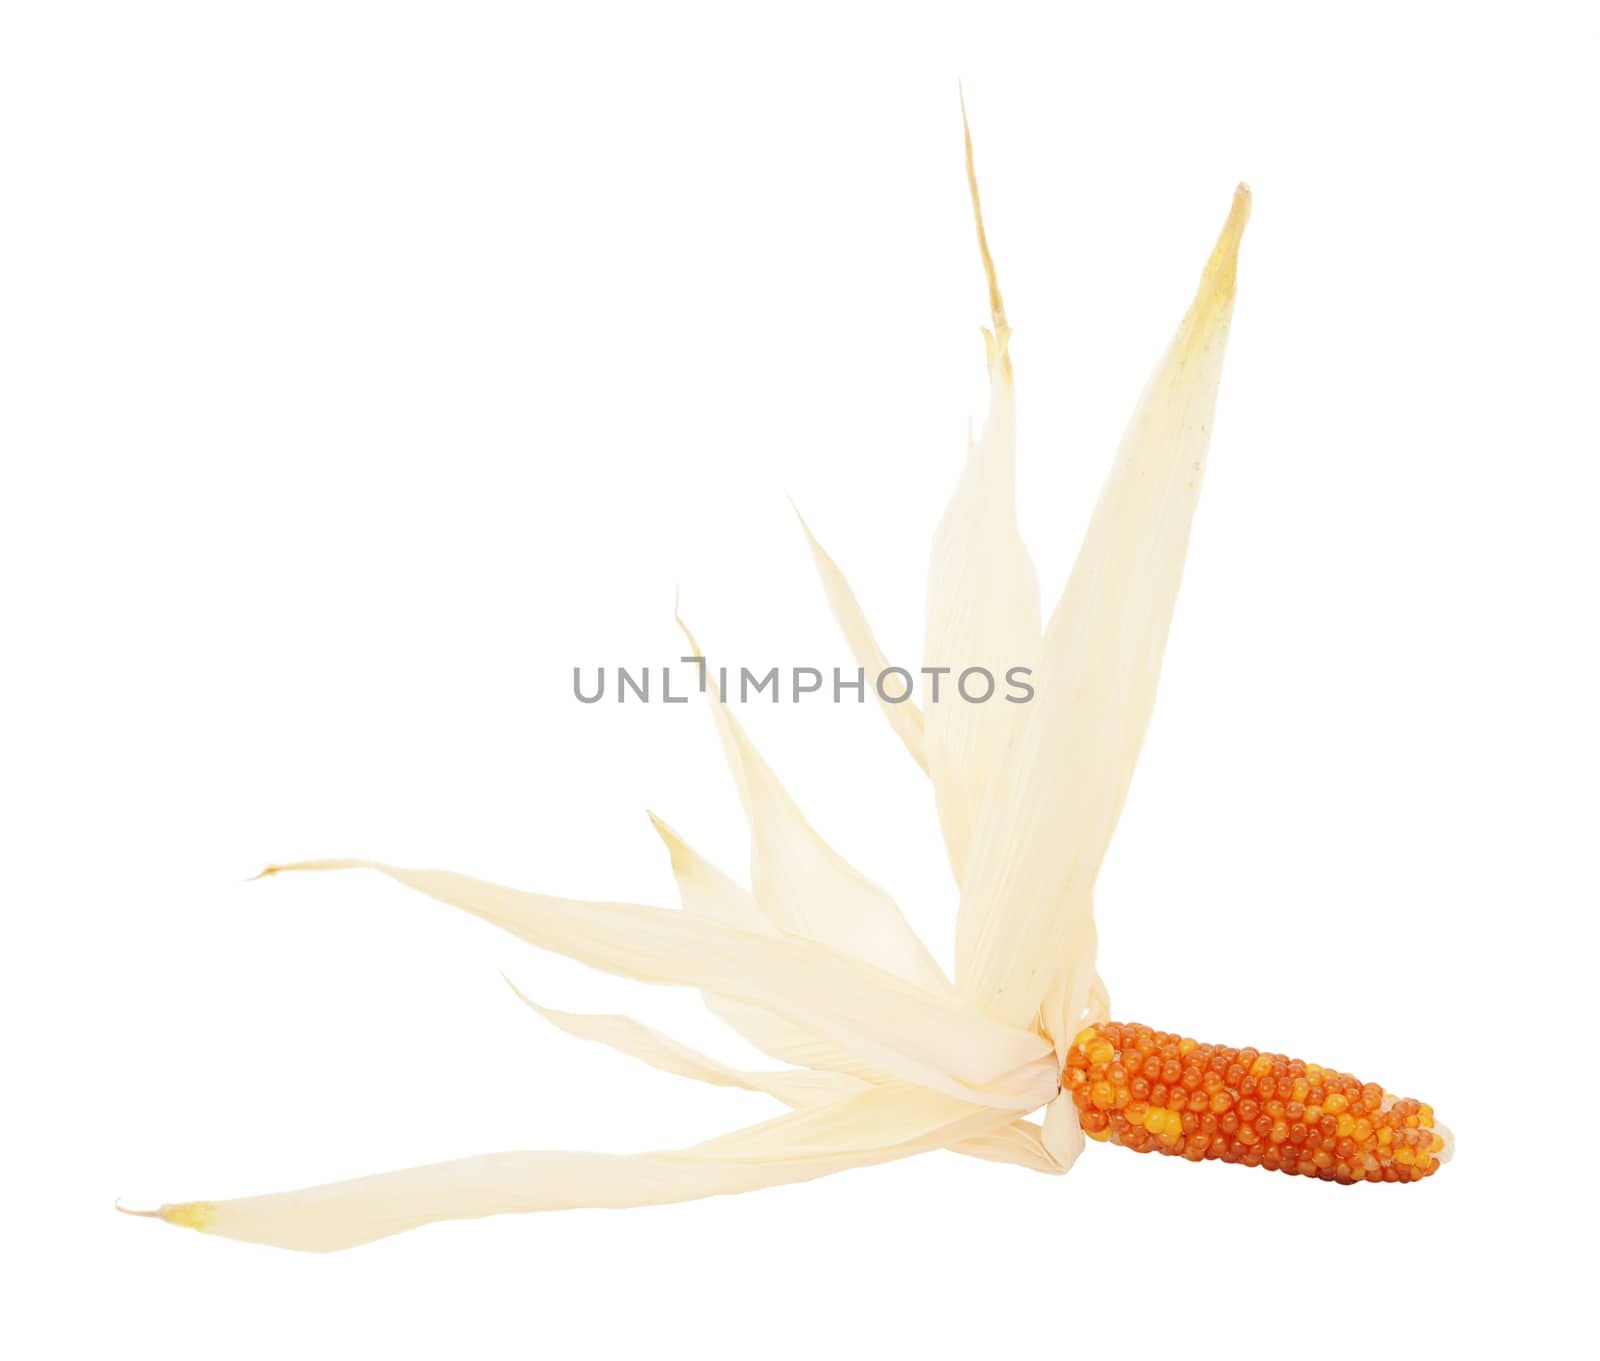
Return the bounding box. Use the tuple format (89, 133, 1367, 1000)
(123, 100, 1447, 1254)
(1067, 1023, 1450, 1182)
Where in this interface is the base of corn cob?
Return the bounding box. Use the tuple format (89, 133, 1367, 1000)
(1066, 1022, 1450, 1183)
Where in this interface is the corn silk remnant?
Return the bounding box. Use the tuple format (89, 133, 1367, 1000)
(123, 103, 1448, 1253)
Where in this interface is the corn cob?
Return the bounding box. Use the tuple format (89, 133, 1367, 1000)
(1066, 1021, 1449, 1183)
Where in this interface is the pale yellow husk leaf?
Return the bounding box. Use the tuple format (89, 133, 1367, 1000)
(922, 99, 1042, 885)
(501, 976, 867, 1108)
(647, 811, 891, 1082)
(258, 859, 1057, 1111)
(793, 505, 928, 772)
(645, 815, 1071, 1170)
(676, 612, 950, 993)
(148, 1083, 1015, 1252)
(947, 1116, 1064, 1175)
(954, 186, 1252, 1036)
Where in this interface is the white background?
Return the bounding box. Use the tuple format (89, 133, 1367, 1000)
(4, 3, 1597, 1356)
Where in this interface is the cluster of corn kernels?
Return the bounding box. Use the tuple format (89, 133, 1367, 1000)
(1065, 1022, 1447, 1183)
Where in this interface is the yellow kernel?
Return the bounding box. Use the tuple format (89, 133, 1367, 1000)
(1418, 1104, 1435, 1127)
(1324, 1093, 1349, 1114)
(1377, 1128, 1393, 1147)
(1164, 1109, 1184, 1137)
(1396, 1146, 1416, 1166)
(1178, 1039, 1197, 1056)
(1090, 1081, 1115, 1110)
(1088, 1042, 1116, 1066)
(1431, 1133, 1445, 1153)
(1291, 1078, 1310, 1103)
(1250, 1055, 1273, 1078)
(1144, 1108, 1168, 1134)
(1336, 1114, 1356, 1139)
(1085, 1123, 1111, 1142)
(1074, 1028, 1098, 1047)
